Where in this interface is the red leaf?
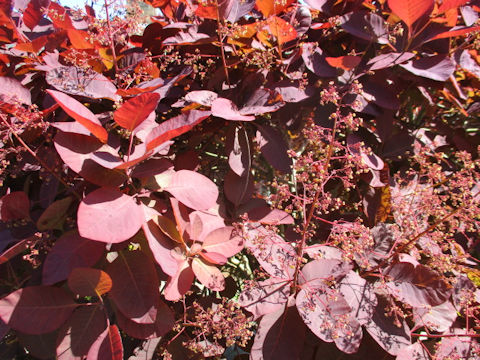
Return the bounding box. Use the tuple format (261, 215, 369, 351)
(106, 251, 159, 323)
(325, 55, 361, 70)
(0, 238, 30, 266)
(266, 16, 297, 45)
(23, 0, 49, 30)
(48, 90, 108, 143)
(430, 25, 480, 40)
(211, 98, 255, 121)
(0, 286, 77, 334)
(387, 0, 434, 31)
(0, 191, 30, 221)
(191, 258, 225, 291)
(114, 93, 160, 131)
(67, 29, 95, 49)
(165, 170, 219, 211)
(145, 110, 211, 151)
(438, 0, 469, 13)
(42, 231, 105, 285)
(77, 188, 144, 244)
(87, 325, 123, 360)
(255, 0, 294, 17)
(56, 305, 107, 359)
(68, 268, 112, 297)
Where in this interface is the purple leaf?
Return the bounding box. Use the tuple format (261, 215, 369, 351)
(413, 301, 457, 332)
(341, 11, 389, 44)
(299, 259, 353, 286)
(400, 55, 455, 81)
(338, 271, 377, 325)
(255, 124, 292, 173)
(224, 170, 254, 206)
(226, 124, 251, 177)
(42, 231, 105, 285)
(142, 220, 178, 277)
(246, 206, 294, 225)
(301, 43, 337, 77)
(364, 298, 411, 355)
(395, 342, 429, 360)
(367, 52, 415, 71)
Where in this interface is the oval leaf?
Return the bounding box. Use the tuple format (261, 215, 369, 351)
(165, 170, 219, 211)
(77, 188, 143, 243)
(114, 92, 160, 131)
(68, 268, 112, 297)
(0, 286, 77, 334)
(387, 0, 434, 31)
(48, 90, 108, 143)
(191, 258, 225, 291)
(87, 325, 123, 360)
(212, 98, 255, 121)
(43, 232, 105, 285)
(106, 251, 159, 323)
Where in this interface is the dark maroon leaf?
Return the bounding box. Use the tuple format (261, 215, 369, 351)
(255, 124, 292, 173)
(238, 278, 290, 319)
(67, 268, 112, 297)
(301, 43, 337, 77)
(17, 329, 57, 360)
(250, 303, 306, 360)
(86, 325, 123, 360)
(0, 286, 77, 335)
(386, 262, 453, 307)
(106, 251, 159, 323)
(338, 271, 377, 325)
(400, 55, 455, 81)
(42, 231, 105, 285)
(0, 191, 30, 221)
(56, 305, 107, 360)
(224, 170, 254, 206)
(115, 299, 174, 339)
(396, 342, 429, 360)
(246, 206, 294, 225)
(340, 11, 389, 44)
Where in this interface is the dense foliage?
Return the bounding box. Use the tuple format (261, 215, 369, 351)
(0, 0, 480, 358)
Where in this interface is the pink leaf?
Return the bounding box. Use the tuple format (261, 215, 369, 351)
(202, 227, 244, 260)
(54, 132, 127, 187)
(239, 278, 290, 319)
(165, 170, 219, 211)
(164, 257, 194, 301)
(48, 90, 108, 143)
(0, 77, 31, 105)
(114, 92, 160, 131)
(191, 258, 225, 291)
(142, 220, 178, 276)
(247, 206, 294, 225)
(0, 286, 77, 334)
(211, 98, 255, 121)
(77, 188, 143, 244)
